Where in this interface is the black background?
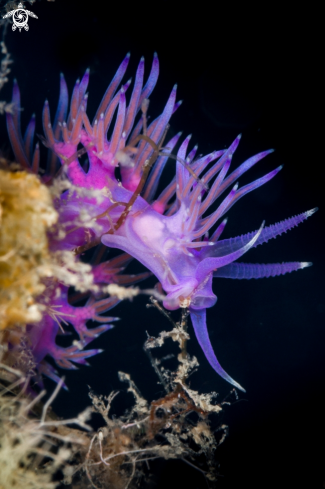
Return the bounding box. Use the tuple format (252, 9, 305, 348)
(0, 1, 324, 488)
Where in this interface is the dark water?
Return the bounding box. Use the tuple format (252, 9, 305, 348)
(1, 1, 323, 487)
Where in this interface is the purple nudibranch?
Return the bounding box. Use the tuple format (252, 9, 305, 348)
(7, 53, 317, 391)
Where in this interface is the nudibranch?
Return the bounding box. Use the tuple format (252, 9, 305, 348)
(7, 53, 316, 391)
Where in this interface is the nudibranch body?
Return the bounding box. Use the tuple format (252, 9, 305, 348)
(7, 53, 316, 391)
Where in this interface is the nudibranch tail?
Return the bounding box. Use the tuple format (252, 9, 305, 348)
(190, 308, 246, 392)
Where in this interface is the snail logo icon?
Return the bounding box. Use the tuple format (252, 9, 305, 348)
(2, 3, 38, 32)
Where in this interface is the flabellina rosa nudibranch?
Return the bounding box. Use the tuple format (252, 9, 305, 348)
(7, 53, 317, 391)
